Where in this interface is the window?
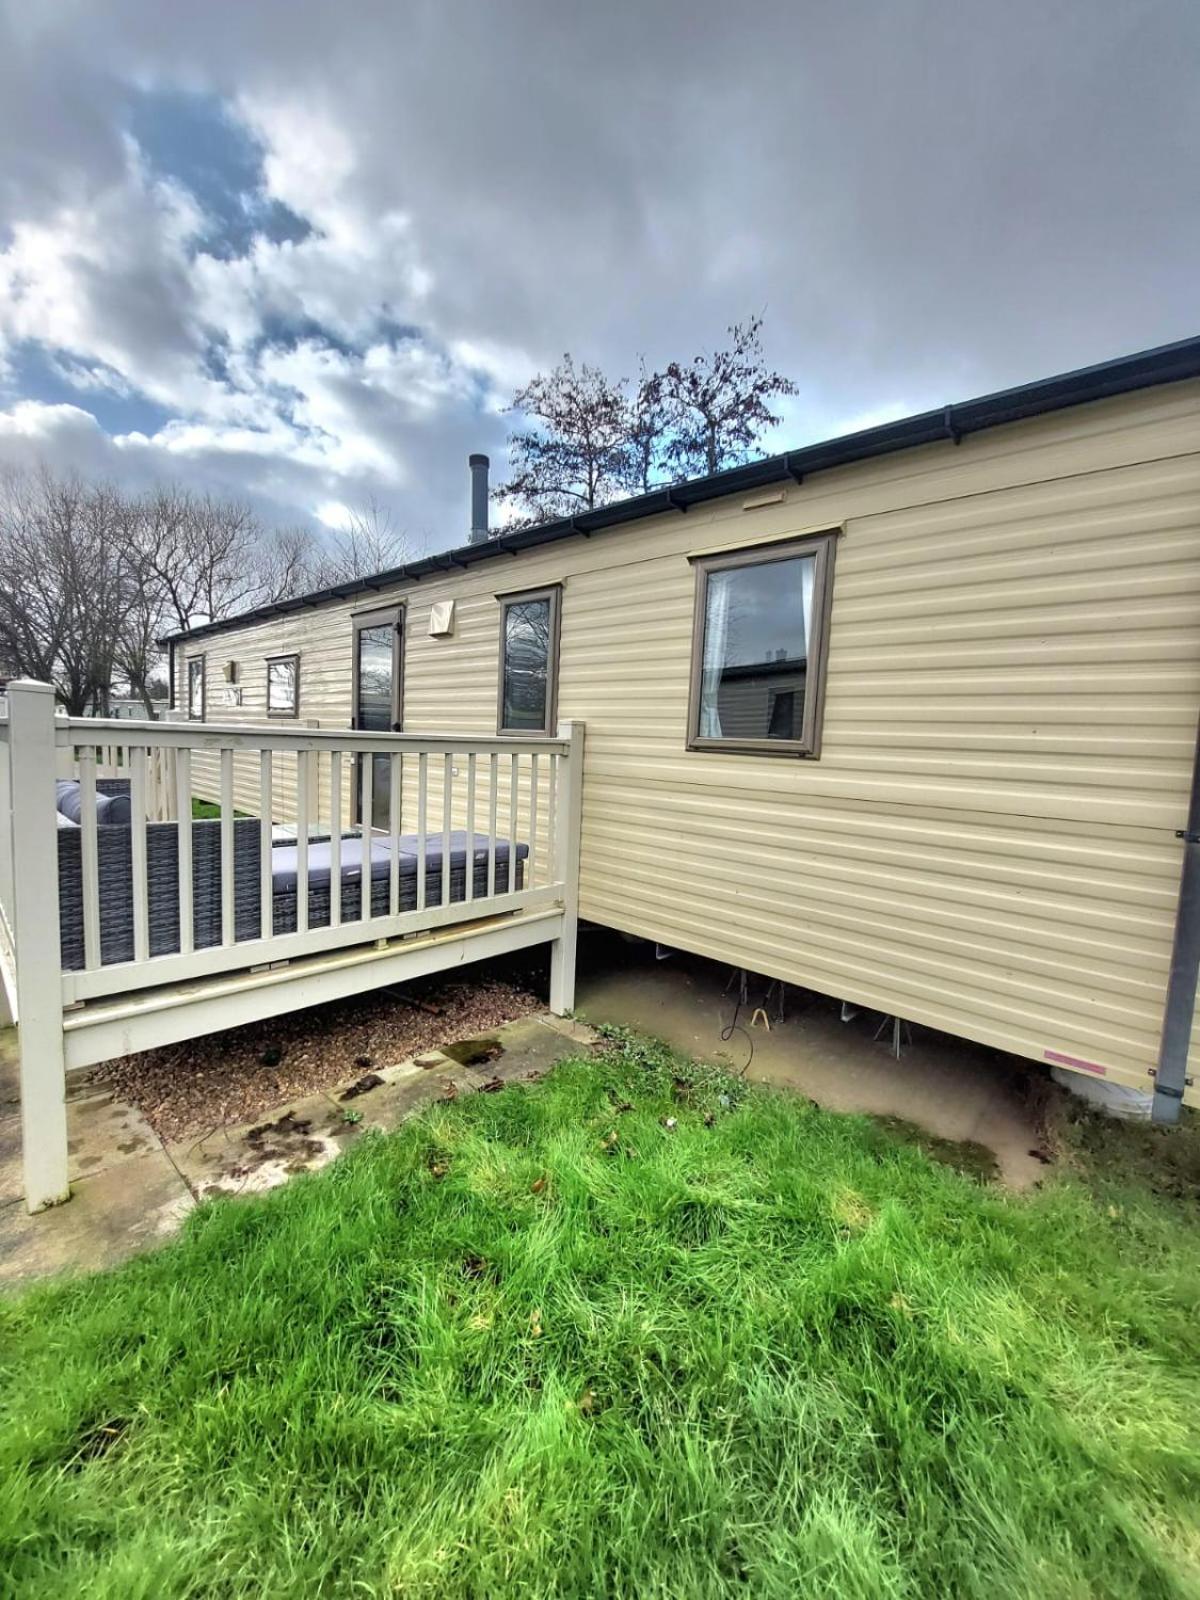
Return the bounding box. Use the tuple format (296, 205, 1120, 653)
(498, 586, 561, 736)
(266, 653, 300, 717)
(687, 531, 836, 756)
(187, 656, 205, 721)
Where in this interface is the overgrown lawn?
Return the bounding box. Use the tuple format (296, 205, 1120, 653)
(2, 1033, 1198, 1598)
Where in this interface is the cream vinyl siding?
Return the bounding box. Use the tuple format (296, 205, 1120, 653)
(175, 381, 1200, 1098)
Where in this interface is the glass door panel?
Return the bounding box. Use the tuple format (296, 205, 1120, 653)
(353, 610, 402, 829)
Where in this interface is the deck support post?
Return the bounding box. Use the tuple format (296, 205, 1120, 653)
(7, 682, 70, 1211)
(549, 720, 585, 1016)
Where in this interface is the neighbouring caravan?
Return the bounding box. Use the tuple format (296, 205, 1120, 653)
(166, 337, 1200, 1113)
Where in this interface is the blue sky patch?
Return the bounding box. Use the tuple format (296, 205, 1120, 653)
(127, 87, 312, 259)
(2, 342, 173, 436)
(254, 313, 359, 359)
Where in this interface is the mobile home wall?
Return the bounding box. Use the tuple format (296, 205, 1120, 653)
(175, 381, 1200, 1100)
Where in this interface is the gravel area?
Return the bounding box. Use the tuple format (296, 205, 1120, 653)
(89, 974, 543, 1143)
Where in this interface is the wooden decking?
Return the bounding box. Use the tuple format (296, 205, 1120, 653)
(0, 681, 584, 1211)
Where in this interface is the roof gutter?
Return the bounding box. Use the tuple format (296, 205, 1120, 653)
(159, 333, 1200, 647)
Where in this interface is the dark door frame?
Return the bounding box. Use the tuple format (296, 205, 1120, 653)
(351, 605, 405, 825)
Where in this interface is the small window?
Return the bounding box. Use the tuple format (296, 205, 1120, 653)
(266, 654, 300, 718)
(498, 586, 561, 736)
(687, 531, 836, 757)
(187, 656, 205, 721)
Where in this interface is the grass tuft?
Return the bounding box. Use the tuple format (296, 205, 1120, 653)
(1, 1037, 1198, 1597)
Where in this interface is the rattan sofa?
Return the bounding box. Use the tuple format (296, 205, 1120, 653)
(54, 781, 526, 972)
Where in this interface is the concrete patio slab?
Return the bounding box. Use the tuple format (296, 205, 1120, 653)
(167, 1092, 350, 1199)
(451, 1012, 594, 1081)
(0, 1149, 194, 1289)
(0, 1093, 161, 1209)
(330, 1061, 458, 1135)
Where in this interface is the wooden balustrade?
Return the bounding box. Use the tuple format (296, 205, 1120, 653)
(42, 720, 575, 1002)
(0, 681, 585, 1213)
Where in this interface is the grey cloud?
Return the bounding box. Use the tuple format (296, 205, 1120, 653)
(0, 0, 1195, 548)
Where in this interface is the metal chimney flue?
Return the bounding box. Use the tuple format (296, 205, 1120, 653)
(468, 453, 489, 543)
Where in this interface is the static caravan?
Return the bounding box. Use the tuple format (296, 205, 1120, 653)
(166, 336, 1200, 1118)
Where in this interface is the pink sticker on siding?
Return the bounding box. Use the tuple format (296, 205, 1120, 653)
(1043, 1049, 1107, 1076)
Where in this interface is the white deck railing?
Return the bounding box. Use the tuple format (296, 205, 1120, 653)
(0, 680, 584, 1214)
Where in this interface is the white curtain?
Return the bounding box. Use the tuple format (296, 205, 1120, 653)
(800, 558, 815, 659)
(699, 572, 732, 736)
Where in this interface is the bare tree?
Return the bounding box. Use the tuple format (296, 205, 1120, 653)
(0, 470, 327, 716)
(135, 488, 272, 635)
(247, 524, 323, 603)
(658, 315, 797, 479)
(304, 498, 413, 587)
(622, 361, 673, 496)
(495, 355, 630, 524)
(0, 470, 136, 715)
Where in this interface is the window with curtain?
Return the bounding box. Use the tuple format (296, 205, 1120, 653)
(266, 654, 300, 717)
(498, 587, 561, 735)
(687, 531, 836, 756)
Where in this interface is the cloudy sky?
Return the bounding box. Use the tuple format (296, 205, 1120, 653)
(0, 1, 1195, 557)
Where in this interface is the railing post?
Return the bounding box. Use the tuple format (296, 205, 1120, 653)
(549, 720, 585, 1016)
(0, 713, 13, 947)
(7, 681, 70, 1211)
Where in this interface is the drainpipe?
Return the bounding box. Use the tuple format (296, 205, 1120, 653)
(1152, 711, 1200, 1123)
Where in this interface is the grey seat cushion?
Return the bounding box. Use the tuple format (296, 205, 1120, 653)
(56, 779, 85, 823)
(58, 821, 531, 971)
(103, 790, 132, 824)
(55, 778, 132, 825)
(270, 831, 527, 893)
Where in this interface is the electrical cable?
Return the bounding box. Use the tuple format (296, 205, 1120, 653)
(720, 994, 754, 1077)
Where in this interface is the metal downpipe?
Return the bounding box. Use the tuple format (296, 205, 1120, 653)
(1152, 711, 1200, 1124)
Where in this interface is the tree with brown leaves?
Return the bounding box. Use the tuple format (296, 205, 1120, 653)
(658, 315, 797, 479)
(495, 318, 795, 524)
(495, 355, 633, 525)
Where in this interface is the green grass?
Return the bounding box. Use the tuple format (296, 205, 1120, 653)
(2, 1033, 1199, 1598)
(191, 799, 251, 819)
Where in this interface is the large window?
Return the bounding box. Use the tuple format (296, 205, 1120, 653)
(187, 656, 205, 721)
(498, 586, 561, 736)
(687, 532, 836, 756)
(266, 653, 300, 717)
